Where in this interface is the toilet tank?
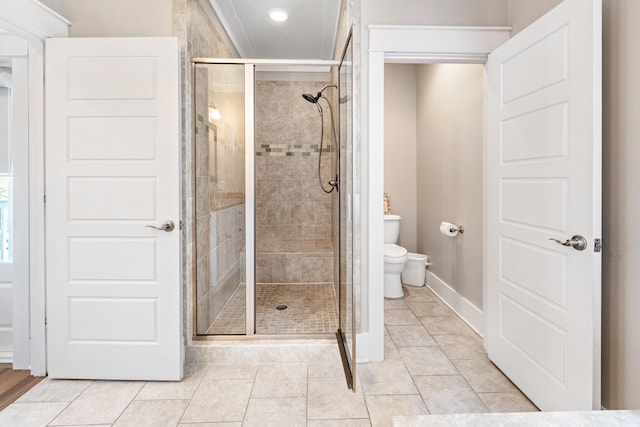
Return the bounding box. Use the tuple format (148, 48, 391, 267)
(384, 214, 401, 244)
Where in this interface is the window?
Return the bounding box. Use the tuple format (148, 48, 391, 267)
(0, 85, 12, 262)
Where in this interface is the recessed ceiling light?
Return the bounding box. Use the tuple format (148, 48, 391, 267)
(269, 9, 289, 22)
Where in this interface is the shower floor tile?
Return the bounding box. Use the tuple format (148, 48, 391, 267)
(207, 283, 339, 335)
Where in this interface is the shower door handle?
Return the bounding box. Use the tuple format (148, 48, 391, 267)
(146, 220, 175, 232)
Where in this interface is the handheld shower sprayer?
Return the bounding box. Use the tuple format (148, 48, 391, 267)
(302, 84, 339, 193)
(302, 84, 337, 104)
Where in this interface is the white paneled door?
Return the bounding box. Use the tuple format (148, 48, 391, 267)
(485, 0, 601, 410)
(45, 38, 182, 380)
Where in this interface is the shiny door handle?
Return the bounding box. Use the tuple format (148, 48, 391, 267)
(146, 220, 175, 232)
(548, 235, 587, 251)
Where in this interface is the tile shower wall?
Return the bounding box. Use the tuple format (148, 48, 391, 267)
(208, 205, 244, 323)
(255, 80, 334, 284)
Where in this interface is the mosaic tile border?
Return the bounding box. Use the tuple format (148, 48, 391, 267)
(256, 143, 333, 157)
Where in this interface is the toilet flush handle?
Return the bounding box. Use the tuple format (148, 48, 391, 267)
(146, 220, 175, 232)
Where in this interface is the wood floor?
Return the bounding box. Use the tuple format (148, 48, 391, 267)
(0, 364, 44, 411)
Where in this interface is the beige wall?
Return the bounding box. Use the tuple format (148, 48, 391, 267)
(384, 64, 417, 252)
(64, 0, 174, 37)
(38, 0, 65, 16)
(601, 0, 640, 411)
(364, 0, 508, 25)
(507, 0, 562, 34)
(508, 0, 640, 410)
(416, 64, 484, 309)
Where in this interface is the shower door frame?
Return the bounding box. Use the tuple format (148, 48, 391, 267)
(191, 58, 341, 339)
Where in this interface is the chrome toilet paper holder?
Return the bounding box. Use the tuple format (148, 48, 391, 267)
(449, 224, 464, 234)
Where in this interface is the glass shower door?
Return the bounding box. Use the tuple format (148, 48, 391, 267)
(337, 30, 356, 390)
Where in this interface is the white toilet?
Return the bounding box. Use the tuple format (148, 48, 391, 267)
(384, 214, 408, 298)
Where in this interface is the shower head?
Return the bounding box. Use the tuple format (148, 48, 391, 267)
(302, 84, 337, 104)
(302, 93, 319, 103)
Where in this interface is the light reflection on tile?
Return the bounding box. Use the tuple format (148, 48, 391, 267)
(113, 399, 188, 427)
(433, 334, 487, 360)
(204, 363, 258, 380)
(453, 359, 519, 393)
(307, 377, 369, 420)
(387, 325, 438, 347)
(365, 395, 429, 427)
(16, 378, 93, 403)
(359, 361, 419, 396)
(384, 309, 421, 326)
(477, 392, 538, 413)
(252, 363, 307, 398)
(243, 397, 306, 427)
(414, 375, 488, 414)
(49, 381, 143, 426)
(180, 379, 253, 423)
(0, 402, 69, 427)
(399, 346, 457, 376)
(136, 363, 207, 400)
(419, 315, 477, 336)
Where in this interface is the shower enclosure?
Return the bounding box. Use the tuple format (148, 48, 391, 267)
(191, 55, 354, 385)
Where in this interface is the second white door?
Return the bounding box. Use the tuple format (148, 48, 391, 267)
(485, 0, 602, 410)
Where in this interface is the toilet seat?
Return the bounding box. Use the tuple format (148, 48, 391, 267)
(384, 244, 408, 262)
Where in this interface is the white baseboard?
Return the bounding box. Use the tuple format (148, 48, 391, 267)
(425, 271, 484, 337)
(0, 351, 13, 364)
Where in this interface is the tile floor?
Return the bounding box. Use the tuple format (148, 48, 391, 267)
(207, 283, 339, 335)
(0, 285, 538, 427)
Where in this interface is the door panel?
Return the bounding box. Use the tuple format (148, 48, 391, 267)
(337, 29, 356, 390)
(45, 38, 182, 380)
(485, 0, 601, 410)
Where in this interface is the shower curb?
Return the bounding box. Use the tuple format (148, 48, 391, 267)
(185, 339, 340, 364)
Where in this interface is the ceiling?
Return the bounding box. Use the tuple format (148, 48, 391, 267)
(207, 0, 341, 60)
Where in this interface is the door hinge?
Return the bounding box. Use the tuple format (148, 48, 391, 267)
(594, 238, 603, 253)
(43, 195, 46, 203)
(179, 220, 184, 230)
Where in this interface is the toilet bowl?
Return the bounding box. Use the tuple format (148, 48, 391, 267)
(384, 214, 408, 298)
(384, 243, 408, 298)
